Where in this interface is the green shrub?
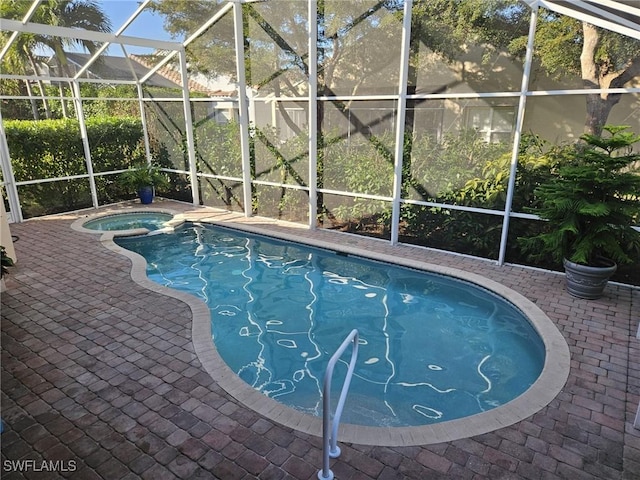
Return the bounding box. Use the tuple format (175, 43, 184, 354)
(520, 125, 640, 266)
(4, 117, 156, 217)
(399, 134, 555, 258)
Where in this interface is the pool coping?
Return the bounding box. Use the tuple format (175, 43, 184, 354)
(88, 209, 571, 447)
(70, 207, 184, 236)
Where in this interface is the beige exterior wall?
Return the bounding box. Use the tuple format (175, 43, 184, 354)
(1, 201, 16, 263)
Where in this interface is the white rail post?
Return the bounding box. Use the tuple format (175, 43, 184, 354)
(318, 329, 359, 480)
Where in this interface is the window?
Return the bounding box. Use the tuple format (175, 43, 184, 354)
(465, 106, 515, 143)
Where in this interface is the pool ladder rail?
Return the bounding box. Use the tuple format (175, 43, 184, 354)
(318, 329, 359, 480)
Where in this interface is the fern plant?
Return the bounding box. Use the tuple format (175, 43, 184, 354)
(520, 125, 640, 267)
(119, 162, 169, 192)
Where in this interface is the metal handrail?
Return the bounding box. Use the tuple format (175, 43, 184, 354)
(318, 329, 359, 480)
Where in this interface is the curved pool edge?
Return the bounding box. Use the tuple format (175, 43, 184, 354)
(100, 219, 571, 447)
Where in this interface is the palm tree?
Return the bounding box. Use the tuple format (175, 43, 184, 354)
(35, 0, 112, 77)
(1, 0, 112, 118)
(39, 0, 112, 117)
(0, 2, 50, 118)
(0, 37, 40, 118)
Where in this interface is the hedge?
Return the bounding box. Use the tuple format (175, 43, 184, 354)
(4, 117, 151, 217)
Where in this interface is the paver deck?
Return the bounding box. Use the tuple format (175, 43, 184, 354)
(2, 199, 639, 479)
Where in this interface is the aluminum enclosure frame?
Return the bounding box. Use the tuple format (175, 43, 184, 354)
(1, 0, 639, 263)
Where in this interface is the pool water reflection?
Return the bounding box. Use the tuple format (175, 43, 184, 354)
(116, 223, 545, 427)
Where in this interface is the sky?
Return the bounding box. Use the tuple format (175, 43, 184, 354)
(98, 1, 182, 56)
(27, 0, 179, 57)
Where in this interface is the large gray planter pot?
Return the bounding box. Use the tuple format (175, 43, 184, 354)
(563, 258, 617, 299)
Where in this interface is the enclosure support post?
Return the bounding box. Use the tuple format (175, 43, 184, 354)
(497, 5, 538, 265)
(0, 111, 23, 223)
(233, 0, 254, 217)
(71, 80, 99, 209)
(308, 0, 318, 229)
(136, 83, 152, 163)
(178, 48, 200, 206)
(390, 0, 413, 246)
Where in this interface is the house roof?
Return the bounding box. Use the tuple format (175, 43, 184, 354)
(129, 54, 236, 97)
(56, 52, 235, 97)
(60, 52, 181, 89)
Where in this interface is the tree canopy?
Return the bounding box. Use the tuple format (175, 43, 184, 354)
(2, 0, 637, 133)
(148, 0, 638, 134)
(1, 0, 111, 75)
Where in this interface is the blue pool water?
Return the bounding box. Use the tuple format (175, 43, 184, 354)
(116, 224, 545, 427)
(83, 212, 173, 231)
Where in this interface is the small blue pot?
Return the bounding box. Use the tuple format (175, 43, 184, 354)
(138, 186, 154, 204)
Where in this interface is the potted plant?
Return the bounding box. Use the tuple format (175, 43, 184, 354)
(119, 162, 170, 204)
(519, 125, 640, 299)
(1, 246, 15, 292)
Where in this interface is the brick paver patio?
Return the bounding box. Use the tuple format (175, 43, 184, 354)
(2, 200, 639, 479)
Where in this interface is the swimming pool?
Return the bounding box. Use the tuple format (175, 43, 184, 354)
(115, 223, 552, 430)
